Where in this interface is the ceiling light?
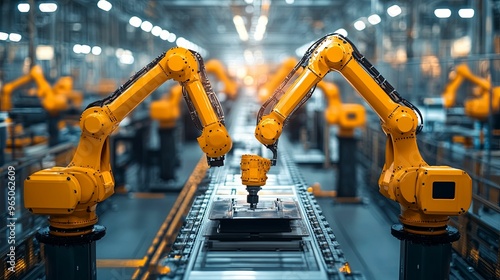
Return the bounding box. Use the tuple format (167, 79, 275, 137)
(97, 0, 112, 12)
(0, 32, 8, 41)
(167, 33, 176, 42)
(151, 26, 162, 36)
(334, 28, 348, 37)
(141, 21, 153, 32)
(354, 20, 366, 31)
(39, 3, 58, 13)
(233, 15, 249, 41)
(368, 14, 381, 25)
(285, 0, 294, 4)
(81, 45, 91, 54)
(458, 8, 474, 18)
(9, 33, 22, 42)
(17, 3, 30, 13)
(73, 44, 82, 54)
(245, 0, 253, 3)
(129, 16, 142, 28)
(160, 30, 170, 41)
(434, 8, 451, 18)
(92, 46, 102, 55)
(387, 5, 401, 17)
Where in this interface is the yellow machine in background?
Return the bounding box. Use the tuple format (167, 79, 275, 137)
(24, 47, 232, 235)
(1, 65, 68, 115)
(248, 33, 471, 235)
(258, 57, 298, 103)
(0, 65, 71, 148)
(317, 80, 366, 137)
(150, 84, 183, 129)
(205, 59, 238, 100)
(442, 63, 500, 120)
(53, 76, 83, 110)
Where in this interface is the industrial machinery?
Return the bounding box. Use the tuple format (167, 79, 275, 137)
(442, 63, 500, 120)
(22, 47, 232, 279)
(1, 65, 69, 147)
(318, 80, 365, 137)
(205, 59, 238, 100)
(258, 57, 298, 103)
(316, 80, 366, 199)
(156, 94, 360, 280)
(150, 84, 183, 181)
(250, 33, 472, 278)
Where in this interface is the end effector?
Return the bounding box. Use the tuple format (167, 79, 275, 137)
(240, 154, 271, 209)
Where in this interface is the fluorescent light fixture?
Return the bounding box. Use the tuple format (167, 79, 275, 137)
(141, 21, 153, 32)
(167, 33, 176, 43)
(458, 8, 474, 18)
(176, 37, 187, 48)
(81, 45, 91, 54)
(160, 30, 170, 41)
(119, 50, 134, 65)
(233, 15, 249, 41)
(18, 3, 30, 13)
(0, 32, 8, 41)
(434, 8, 451, 18)
(354, 20, 366, 31)
(92, 46, 102, 55)
(285, 0, 294, 4)
(387, 5, 401, 17)
(151, 26, 162, 37)
(334, 28, 348, 37)
(36, 45, 54, 60)
(97, 0, 112, 12)
(129, 16, 142, 27)
(368, 14, 381, 25)
(73, 44, 82, 54)
(9, 33, 22, 42)
(39, 3, 58, 13)
(254, 15, 268, 41)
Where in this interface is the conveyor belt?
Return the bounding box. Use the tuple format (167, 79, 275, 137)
(153, 92, 363, 280)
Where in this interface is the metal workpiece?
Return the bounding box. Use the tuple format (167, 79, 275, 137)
(156, 95, 363, 280)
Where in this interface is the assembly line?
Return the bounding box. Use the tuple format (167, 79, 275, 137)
(1, 1, 499, 280)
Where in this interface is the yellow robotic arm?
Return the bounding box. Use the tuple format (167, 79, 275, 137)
(24, 47, 232, 235)
(317, 80, 366, 137)
(150, 84, 183, 129)
(1, 65, 67, 115)
(53, 76, 83, 109)
(205, 59, 238, 100)
(258, 57, 298, 103)
(442, 63, 500, 120)
(254, 34, 471, 234)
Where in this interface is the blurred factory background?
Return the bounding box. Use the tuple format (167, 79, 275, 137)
(0, 0, 499, 279)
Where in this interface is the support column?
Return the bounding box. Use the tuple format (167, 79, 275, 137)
(392, 224, 459, 280)
(159, 127, 177, 181)
(336, 136, 360, 202)
(36, 225, 105, 280)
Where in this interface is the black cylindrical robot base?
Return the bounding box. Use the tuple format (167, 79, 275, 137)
(392, 224, 459, 280)
(336, 136, 358, 198)
(159, 127, 177, 180)
(36, 225, 106, 280)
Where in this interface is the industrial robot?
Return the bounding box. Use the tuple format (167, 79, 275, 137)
(316, 80, 366, 200)
(205, 59, 239, 100)
(242, 33, 472, 279)
(441, 63, 500, 148)
(1, 65, 68, 148)
(23, 47, 232, 279)
(150, 84, 183, 181)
